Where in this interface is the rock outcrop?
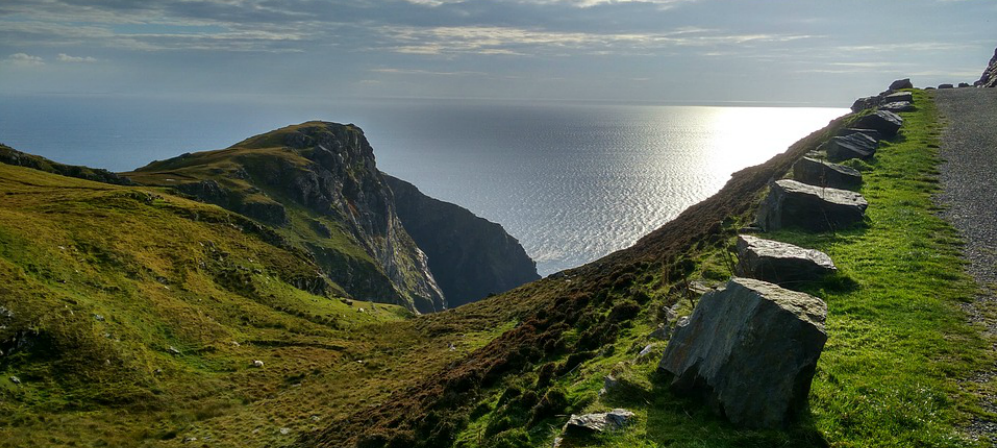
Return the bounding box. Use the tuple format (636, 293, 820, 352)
(0, 144, 134, 185)
(658, 277, 827, 428)
(793, 156, 862, 189)
(854, 110, 903, 138)
(127, 122, 447, 313)
(735, 235, 836, 285)
(888, 78, 913, 91)
(383, 174, 539, 307)
(562, 409, 634, 434)
(979, 47, 997, 88)
(757, 179, 868, 231)
(879, 101, 915, 113)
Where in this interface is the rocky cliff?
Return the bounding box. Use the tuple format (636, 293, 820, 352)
(383, 174, 539, 307)
(978, 46, 997, 88)
(126, 122, 446, 313)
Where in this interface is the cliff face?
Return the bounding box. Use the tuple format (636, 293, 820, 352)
(127, 122, 446, 313)
(978, 47, 997, 88)
(383, 174, 540, 307)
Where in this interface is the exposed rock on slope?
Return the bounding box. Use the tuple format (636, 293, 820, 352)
(383, 174, 539, 307)
(126, 122, 445, 313)
(0, 143, 134, 185)
(979, 47, 997, 88)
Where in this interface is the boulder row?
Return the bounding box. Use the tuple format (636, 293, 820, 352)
(756, 179, 868, 231)
(735, 234, 836, 286)
(658, 277, 828, 428)
(793, 156, 862, 190)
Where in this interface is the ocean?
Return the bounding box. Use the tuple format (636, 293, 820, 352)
(0, 95, 846, 275)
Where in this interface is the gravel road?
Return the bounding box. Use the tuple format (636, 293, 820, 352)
(934, 87, 997, 442)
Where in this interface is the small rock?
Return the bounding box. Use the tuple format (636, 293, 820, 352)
(311, 415, 321, 422)
(563, 409, 635, 434)
(279, 427, 291, 435)
(357, 307, 365, 313)
(958, 82, 972, 88)
(167, 346, 181, 355)
(650, 324, 670, 340)
(9, 375, 21, 385)
(231, 341, 241, 347)
(448, 342, 456, 351)
(938, 83, 954, 89)
(183, 437, 197, 443)
(888, 78, 913, 91)
(850, 95, 882, 113)
(253, 360, 265, 368)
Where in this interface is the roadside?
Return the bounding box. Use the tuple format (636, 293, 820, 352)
(934, 87, 997, 444)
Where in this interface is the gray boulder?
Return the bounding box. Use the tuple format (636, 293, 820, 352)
(958, 82, 972, 88)
(878, 101, 915, 113)
(979, 47, 997, 88)
(889, 78, 913, 91)
(735, 235, 836, 286)
(838, 128, 881, 141)
(938, 83, 954, 89)
(757, 179, 868, 231)
(821, 134, 878, 162)
(883, 91, 913, 104)
(850, 95, 882, 112)
(854, 110, 903, 138)
(658, 277, 827, 428)
(793, 157, 862, 190)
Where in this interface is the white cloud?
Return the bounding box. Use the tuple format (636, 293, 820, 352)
(57, 53, 97, 62)
(6, 53, 44, 66)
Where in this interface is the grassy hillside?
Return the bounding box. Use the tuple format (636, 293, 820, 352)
(306, 91, 996, 448)
(2, 91, 992, 447)
(0, 163, 503, 447)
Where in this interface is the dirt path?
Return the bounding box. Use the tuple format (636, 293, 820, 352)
(934, 87, 997, 442)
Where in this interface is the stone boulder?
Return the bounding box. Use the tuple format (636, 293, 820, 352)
(792, 156, 862, 190)
(958, 82, 972, 88)
(658, 277, 827, 428)
(883, 91, 913, 103)
(854, 110, 903, 138)
(938, 83, 954, 89)
(821, 133, 878, 162)
(889, 78, 913, 91)
(756, 179, 868, 231)
(878, 102, 915, 113)
(735, 235, 836, 286)
(850, 95, 882, 113)
(838, 128, 881, 141)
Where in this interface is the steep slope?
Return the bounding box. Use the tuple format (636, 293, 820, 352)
(383, 174, 539, 307)
(978, 46, 997, 88)
(124, 122, 446, 313)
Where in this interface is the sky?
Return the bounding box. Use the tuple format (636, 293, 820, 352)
(0, 0, 995, 106)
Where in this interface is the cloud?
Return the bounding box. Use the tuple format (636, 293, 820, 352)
(6, 52, 44, 66)
(57, 53, 97, 62)
(375, 25, 813, 56)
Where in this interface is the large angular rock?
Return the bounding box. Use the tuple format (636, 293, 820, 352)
(850, 95, 882, 113)
(793, 157, 862, 190)
(838, 128, 881, 141)
(854, 110, 903, 138)
(883, 91, 913, 103)
(735, 235, 836, 285)
(757, 179, 868, 231)
(658, 277, 827, 428)
(878, 101, 915, 113)
(889, 78, 913, 91)
(821, 133, 878, 162)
